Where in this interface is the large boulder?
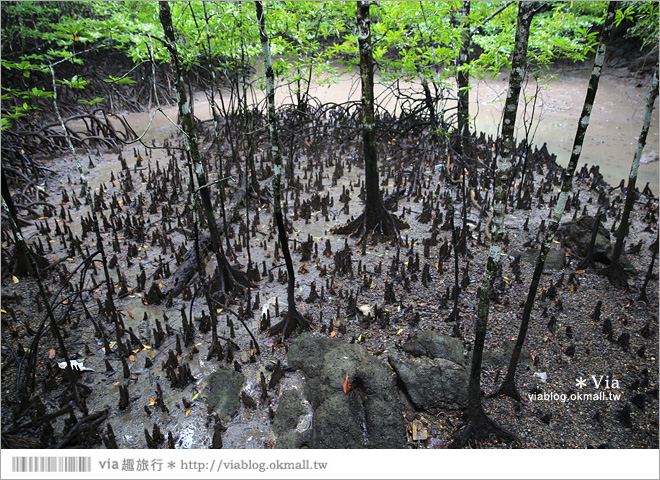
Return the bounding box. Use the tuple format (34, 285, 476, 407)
(205, 368, 245, 423)
(515, 246, 566, 270)
(401, 331, 466, 365)
(285, 334, 406, 449)
(272, 389, 313, 449)
(388, 355, 468, 410)
(480, 339, 532, 371)
(557, 215, 636, 273)
(389, 331, 469, 411)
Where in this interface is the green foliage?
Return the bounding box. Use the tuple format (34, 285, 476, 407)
(472, 1, 604, 75)
(104, 75, 136, 85)
(78, 97, 106, 105)
(58, 75, 90, 89)
(616, 1, 659, 54)
(0, 1, 640, 132)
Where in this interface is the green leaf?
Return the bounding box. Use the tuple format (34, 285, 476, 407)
(78, 97, 105, 105)
(25, 87, 53, 98)
(59, 75, 89, 89)
(104, 75, 136, 85)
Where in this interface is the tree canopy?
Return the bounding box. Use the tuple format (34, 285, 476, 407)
(4, 0, 654, 132)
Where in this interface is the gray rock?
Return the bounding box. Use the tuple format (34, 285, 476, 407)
(402, 331, 466, 365)
(272, 389, 313, 449)
(388, 355, 468, 410)
(205, 368, 245, 423)
(517, 246, 566, 270)
(557, 215, 636, 273)
(287, 334, 406, 448)
(480, 340, 532, 371)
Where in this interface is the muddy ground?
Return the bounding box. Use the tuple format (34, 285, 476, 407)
(1, 82, 658, 450)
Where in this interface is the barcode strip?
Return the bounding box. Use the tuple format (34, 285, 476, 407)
(12, 456, 91, 473)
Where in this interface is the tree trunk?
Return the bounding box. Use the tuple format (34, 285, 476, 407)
(457, 1, 471, 142)
(202, 2, 233, 260)
(607, 67, 659, 288)
(330, 1, 408, 245)
(491, 1, 618, 401)
(159, 1, 248, 303)
(255, 0, 310, 340)
(452, 1, 536, 448)
(456, 1, 471, 255)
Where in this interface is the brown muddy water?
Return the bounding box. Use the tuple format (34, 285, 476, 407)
(121, 63, 659, 194)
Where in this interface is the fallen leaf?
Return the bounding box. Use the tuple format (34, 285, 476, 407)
(128, 354, 135, 362)
(12, 275, 19, 284)
(343, 372, 351, 394)
(330, 331, 336, 338)
(185, 409, 191, 417)
(48, 348, 56, 360)
(148, 397, 156, 406)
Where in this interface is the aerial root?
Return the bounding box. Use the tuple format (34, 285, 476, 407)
(331, 203, 408, 245)
(449, 409, 519, 449)
(267, 308, 311, 341)
(488, 378, 523, 402)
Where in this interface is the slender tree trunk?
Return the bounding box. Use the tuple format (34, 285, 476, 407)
(159, 1, 218, 257)
(331, 1, 408, 244)
(452, 1, 535, 448)
(358, 0, 380, 220)
(159, 1, 248, 302)
(457, 1, 471, 142)
(200, 3, 234, 260)
(608, 67, 659, 288)
(492, 1, 618, 401)
(456, 1, 471, 255)
(255, 0, 310, 340)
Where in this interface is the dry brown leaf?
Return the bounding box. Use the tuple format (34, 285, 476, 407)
(343, 373, 351, 394)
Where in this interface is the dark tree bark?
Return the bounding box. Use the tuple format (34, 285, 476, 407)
(606, 67, 659, 288)
(255, 0, 310, 340)
(577, 209, 604, 271)
(457, 1, 471, 142)
(491, 1, 618, 402)
(456, 1, 471, 255)
(159, 1, 249, 303)
(451, 1, 537, 449)
(202, 2, 234, 261)
(331, 1, 408, 245)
